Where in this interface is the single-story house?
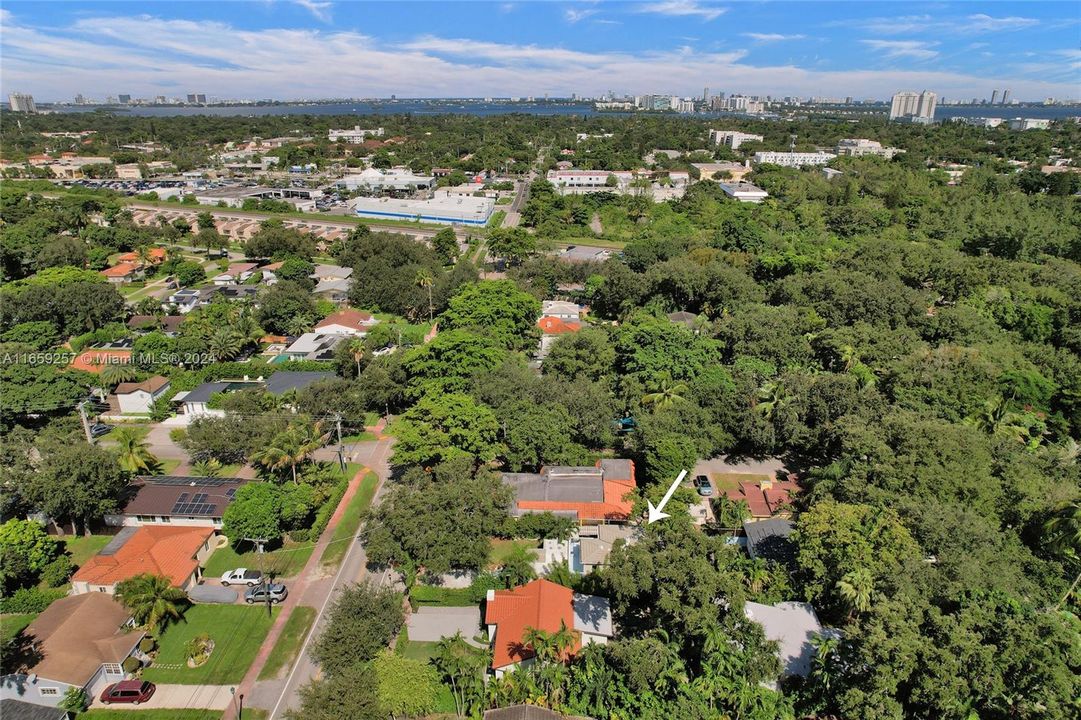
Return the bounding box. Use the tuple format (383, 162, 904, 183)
(127, 315, 184, 335)
(743, 601, 831, 684)
(71, 525, 217, 594)
(106, 475, 252, 529)
(537, 315, 582, 358)
(0, 699, 67, 720)
(502, 459, 637, 523)
(171, 381, 231, 417)
(313, 308, 378, 336)
(540, 300, 583, 320)
(724, 475, 800, 519)
(666, 310, 698, 328)
(100, 262, 143, 284)
(116, 248, 166, 265)
(0, 594, 144, 709)
(113, 375, 170, 415)
(311, 264, 353, 282)
(313, 278, 352, 304)
(264, 370, 335, 395)
(743, 518, 796, 564)
(540, 524, 641, 574)
(719, 182, 769, 203)
(485, 579, 613, 677)
(211, 262, 259, 285)
(284, 333, 348, 360)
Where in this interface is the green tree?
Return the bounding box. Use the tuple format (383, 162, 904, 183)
(402, 329, 506, 399)
(0, 518, 61, 591)
(433, 632, 487, 718)
(415, 268, 435, 321)
(310, 581, 405, 676)
(500, 543, 538, 588)
(111, 426, 161, 474)
(432, 227, 459, 264)
(256, 281, 318, 335)
(286, 662, 381, 720)
(221, 482, 285, 544)
(439, 280, 541, 351)
(371, 650, 440, 718)
(22, 442, 128, 535)
(642, 372, 688, 409)
(1044, 501, 1081, 610)
(393, 393, 501, 468)
(58, 687, 89, 715)
(100, 363, 139, 388)
(252, 421, 329, 484)
(114, 573, 188, 633)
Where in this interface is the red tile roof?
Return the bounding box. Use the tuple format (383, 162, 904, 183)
(117, 248, 166, 264)
(71, 525, 215, 588)
(485, 579, 580, 670)
(315, 308, 375, 332)
(725, 477, 800, 518)
(100, 262, 141, 278)
(70, 349, 132, 374)
(538, 317, 582, 335)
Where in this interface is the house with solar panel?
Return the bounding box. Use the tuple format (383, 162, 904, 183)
(104, 475, 251, 530)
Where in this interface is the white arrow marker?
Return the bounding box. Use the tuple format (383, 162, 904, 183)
(647, 469, 688, 524)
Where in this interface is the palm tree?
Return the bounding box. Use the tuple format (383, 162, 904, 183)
(641, 373, 688, 409)
(100, 363, 139, 389)
(192, 458, 223, 477)
(115, 573, 188, 633)
(836, 567, 875, 618)
(965, 396, 1030, 443)
(347, 336, 367, 378)
(111, 426, 160, 474)
(415, 269, 435, 321)
(207, 327, 243, 361)
(1044, 500, 1081, 610)
(285, 315, 313, 337)
(134, 244, 153, 269)
(252, 421, 330, 484)
(755, 379, 790, 420)
(745, 560, 771, 595)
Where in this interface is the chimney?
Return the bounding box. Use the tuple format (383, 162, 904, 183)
(486, 589, 496, 602)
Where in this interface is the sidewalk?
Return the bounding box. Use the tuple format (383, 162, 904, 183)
(220, 464, 370, 720)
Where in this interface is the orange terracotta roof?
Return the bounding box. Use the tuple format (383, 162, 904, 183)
(117, 248, 166, 264)
(485, 579, 580, 670)
(70, 349, 132, 374)
(538, 317, 582, 335)
(100, 262, 141, 278)
(262, 261, 285, 271)
(315, 308, 374, 332)
(724, 477, 800, 518)
(516, 460, 636, 522)
(71, 525, 214, 588)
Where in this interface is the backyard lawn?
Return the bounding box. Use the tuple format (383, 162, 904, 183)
(1, 613, 36, 644)
(710, 472, 770, 494)
(142, 604, 278, 685)
(203, 540, 313, 580)
(487, 538, 539, 568)
(257, 606, 316, 680)
(319, 471, 379, 567)
(62, 534, 113, 568)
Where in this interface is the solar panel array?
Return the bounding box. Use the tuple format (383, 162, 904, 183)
(171, 491, 217, 516)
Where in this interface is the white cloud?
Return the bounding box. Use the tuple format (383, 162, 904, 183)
(742, 33, 806, 42)
(564, 8, 597, 24)
(861, 39, 939, 61)
(962, 14, 1039, 33)
(637, 2, 726, 22)
(835, 13, 1038, 36)
(1, 13, 1076, 102)
(292, 0, 332, 23)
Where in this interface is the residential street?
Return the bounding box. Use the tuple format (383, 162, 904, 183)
(228, 432, 396, 720)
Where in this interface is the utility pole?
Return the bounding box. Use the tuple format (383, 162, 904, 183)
(77, 401, 95, 444)
(334, 414, 345, 471)
(245, 537, 272, 618)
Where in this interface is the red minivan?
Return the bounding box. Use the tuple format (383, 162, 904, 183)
(100, 680, 156, 705)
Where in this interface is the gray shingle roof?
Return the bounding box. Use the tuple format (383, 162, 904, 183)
(744, 518, 795, 563)
(264, 371, 334, 395)
(0, 700, 67, 720)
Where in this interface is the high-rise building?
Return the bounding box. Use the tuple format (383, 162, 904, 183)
(186, 94, 197, 104)
(196, 94, 207, 104)
(889, 90, 937, 122)
(118, 94, 131, 104)
(8, 93, 36, 113)
(703, 87, 710, 101)
(990, 89, 998, 105)
(1001, 88, 1011, 105)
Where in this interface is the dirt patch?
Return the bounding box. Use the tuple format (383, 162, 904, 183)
(710, 472, 771, 493)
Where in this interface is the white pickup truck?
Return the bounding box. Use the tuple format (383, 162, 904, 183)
(219, 568, 264, 586)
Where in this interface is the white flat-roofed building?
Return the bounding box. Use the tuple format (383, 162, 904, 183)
(351, 194, 495, 226)
(890, 90, 937, 122)
(753, 151, 836, 168)
(328, 125, 385, 143)
(836, 139, 902, 159)
(547, 169, 634, 191)
(709, 129, 764, 149)
(719, 182, 769, 203)
(337, 167, 435, 193)
(1009, 118, 1051, 130)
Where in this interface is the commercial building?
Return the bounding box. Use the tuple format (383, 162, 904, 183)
(192, 185, 323, 210)
(889, 90, 937, 122)
(546, 169, 634, 193)
(835, 138, 902, 159)
(8, 93, 36, 113)
(1009, 118, 1051, 130)
(692, 161, 751, 181)
(351, 194, 495, 226)
(719, 181, 769, 203)
(336, 167, 436, 194)
(328, 125, 385, 143)
(753, 151, 836, 168)
(709, 129, 764, 149)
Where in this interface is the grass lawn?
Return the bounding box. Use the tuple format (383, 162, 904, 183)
(394, 627, 441, 662)
(142, 604, 278, 685)
(257, 606, 316, 680)
(341, 431, 377, 443)
(102, 424, 151, 443)
(1, 614, 36, 644)
(320, 471, 379, 567)
(157, 458, 182, 475)
(62, 534, 113, 567)
(82, 711, 225, 720)
(203, 540, 314, 580)
(711, 472, 770, 494)
(488, 538, 539, 568)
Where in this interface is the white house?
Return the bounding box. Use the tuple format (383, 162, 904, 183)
(719, 182, 770, 203)
(313, 308, 379, 336)
(112, 375, 170, 415)
(211, 262, 259, 285)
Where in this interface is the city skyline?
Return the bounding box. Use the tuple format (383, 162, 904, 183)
(2, 1, 1078, 102)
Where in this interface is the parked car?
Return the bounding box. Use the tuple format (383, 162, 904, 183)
(100, 680, 156, 705)
(89, 422, 114, 438)
(693, 474, 713, 497)
(245, 583, 288, 604)
(220, 568, 264, 586)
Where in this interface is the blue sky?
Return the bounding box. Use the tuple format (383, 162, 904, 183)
(2, 1, 1078, 102)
